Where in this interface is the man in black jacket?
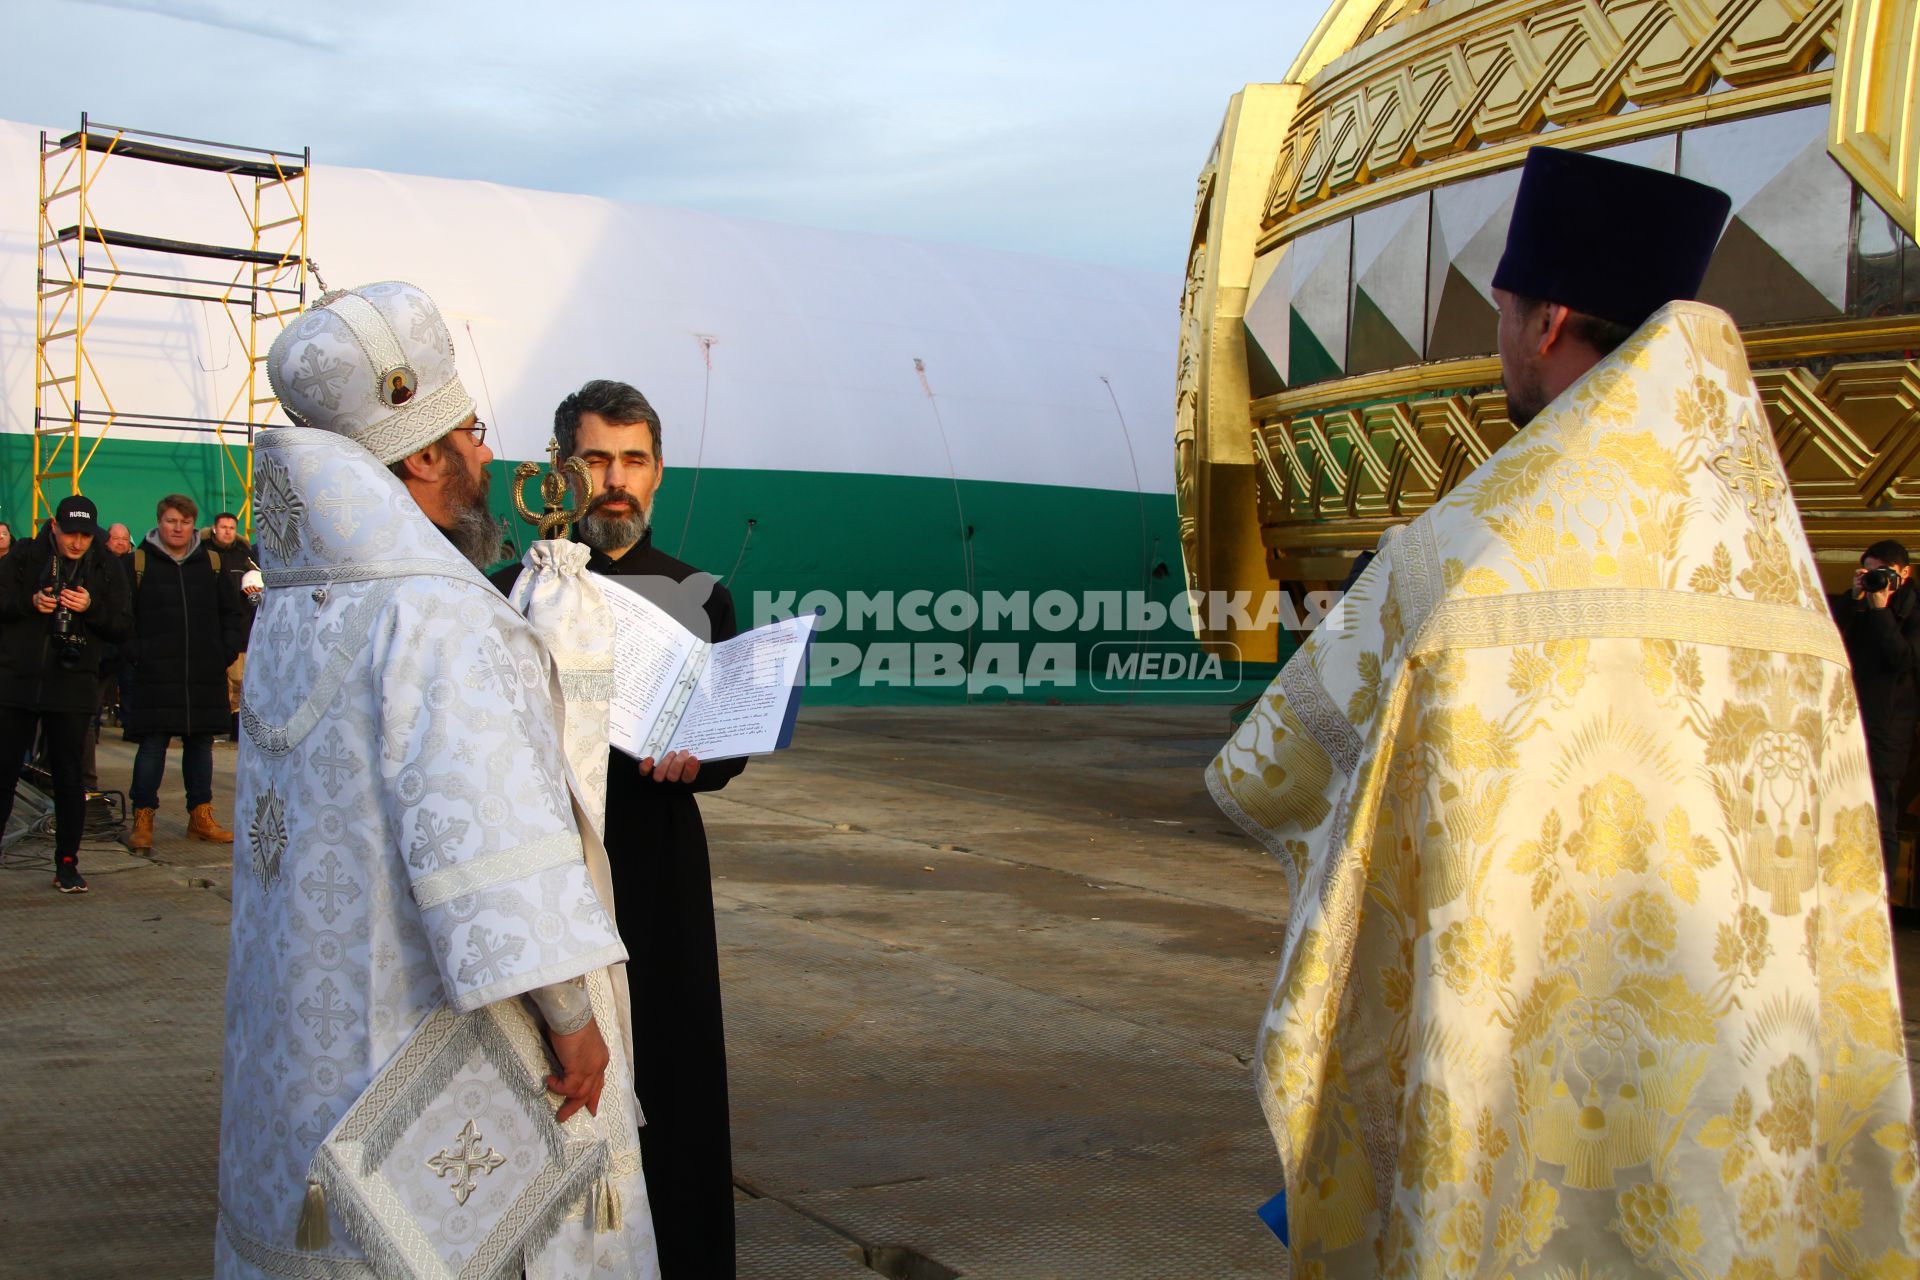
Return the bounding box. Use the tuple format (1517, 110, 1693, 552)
(1832, 538, 1920, 876)
(0, 495, 134, 892)
(493, 379, 745, 1277)
(122, 493, 246, 852)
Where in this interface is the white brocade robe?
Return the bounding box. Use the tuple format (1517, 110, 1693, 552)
(216, 427, 654, 1278)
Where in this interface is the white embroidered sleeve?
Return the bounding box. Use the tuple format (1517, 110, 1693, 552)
(373, 584, 626, 1013)
(528, 979, 594, 1035)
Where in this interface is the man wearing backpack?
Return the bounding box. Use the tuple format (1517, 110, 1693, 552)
(122, 493, 247, 851)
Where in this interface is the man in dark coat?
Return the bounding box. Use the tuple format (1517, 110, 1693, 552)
(493, 378, 744, 1277)
(122, 493, 246, 851)
(1830, 538, 1920, 875)
(0, 495, 134, 892)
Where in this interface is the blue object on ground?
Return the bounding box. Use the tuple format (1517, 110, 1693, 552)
(1256, 1190, 1288, 1244)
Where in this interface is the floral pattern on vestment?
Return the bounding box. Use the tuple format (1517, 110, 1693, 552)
(1210, 303, 1920, 1276)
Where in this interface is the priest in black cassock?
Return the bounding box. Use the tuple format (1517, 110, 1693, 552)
(493, 378, 744, 1278)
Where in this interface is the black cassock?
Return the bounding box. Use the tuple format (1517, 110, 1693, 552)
(495, 529, 744, 1277)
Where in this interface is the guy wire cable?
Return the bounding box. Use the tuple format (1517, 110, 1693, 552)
(724, 518, 756, 587)
(676, 334, 718, 557)
(461, 320, 510, 558)
(915, 357, 977, 687)
(462, 321, 503, 438)
(1100, 372, 1153, 700)
(196, 293, 230, 373)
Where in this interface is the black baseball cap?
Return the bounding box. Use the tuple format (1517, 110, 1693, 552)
(54, 494, 99, 535)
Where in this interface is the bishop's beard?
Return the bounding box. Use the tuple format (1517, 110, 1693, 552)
(436, 460, 499, 571)
(575, 487, 651, 554)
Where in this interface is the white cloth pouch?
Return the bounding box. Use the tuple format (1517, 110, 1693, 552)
(507, 540, 616, 834)
(304, 999, 608, 1280)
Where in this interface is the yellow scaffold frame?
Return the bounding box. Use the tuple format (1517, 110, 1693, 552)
(32, 114, 310, 534)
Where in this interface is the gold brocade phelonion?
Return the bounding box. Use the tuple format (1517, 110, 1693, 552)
(1209, 303, 1920, 1272)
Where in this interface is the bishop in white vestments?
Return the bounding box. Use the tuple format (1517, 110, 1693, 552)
(216, 281, 656, 1278)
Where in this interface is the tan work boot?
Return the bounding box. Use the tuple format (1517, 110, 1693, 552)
(126, 806, 156, 852)
(188, 803, 234, 843)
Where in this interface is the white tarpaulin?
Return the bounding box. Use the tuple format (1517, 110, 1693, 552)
(0, 117, 1176, 493)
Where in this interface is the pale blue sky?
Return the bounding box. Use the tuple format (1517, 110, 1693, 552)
(0, 0, 1323, 270)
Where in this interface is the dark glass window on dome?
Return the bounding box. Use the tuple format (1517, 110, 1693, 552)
(1849, 185, 1920, 318)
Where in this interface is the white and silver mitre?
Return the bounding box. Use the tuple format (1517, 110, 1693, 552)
(265, 280, 475, 464)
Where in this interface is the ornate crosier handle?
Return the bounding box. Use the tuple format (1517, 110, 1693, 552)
(513, 438, 595, 540)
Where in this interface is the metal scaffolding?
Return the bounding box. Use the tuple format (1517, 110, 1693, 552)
(33, 115, 310, 532)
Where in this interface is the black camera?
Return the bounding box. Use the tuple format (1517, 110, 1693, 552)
(1863, 566, 1900, 594)
(43, 558, 87, 669)
(53, 631, 86, 670)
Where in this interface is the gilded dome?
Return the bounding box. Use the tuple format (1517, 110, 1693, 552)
(1287, 0, 1441, 84)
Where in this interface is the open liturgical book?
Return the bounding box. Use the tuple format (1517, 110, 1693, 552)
(599, 576, 816, 763)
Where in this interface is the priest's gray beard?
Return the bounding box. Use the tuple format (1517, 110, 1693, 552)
(576, 488, 650, 554)
(436, 459, 498, 571)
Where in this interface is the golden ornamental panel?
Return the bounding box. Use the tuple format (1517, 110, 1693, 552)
(1254, 387, 1516, 533)
(1252, 347, 1920, 574)
(1828, 0, 1920, 240)
(1176, 86, 1301, 660)
(1264, 0, 1841, 232)
(1758, 361, 1920, 511)
(1174, 188, 1214, 592)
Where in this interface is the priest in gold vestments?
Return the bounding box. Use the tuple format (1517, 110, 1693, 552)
(1210, 146, 1920, 1275)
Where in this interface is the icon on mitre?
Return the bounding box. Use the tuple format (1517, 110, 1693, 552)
(385, 368, 417, 407)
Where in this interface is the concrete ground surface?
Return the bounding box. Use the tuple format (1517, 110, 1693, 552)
(4, 705, 1920, 1279)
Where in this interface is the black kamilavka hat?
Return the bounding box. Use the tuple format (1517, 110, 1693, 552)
(1490, 146, 1733, 328)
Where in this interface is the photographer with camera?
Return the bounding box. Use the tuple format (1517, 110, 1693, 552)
(1832, 539, 1920, 878)
(0, 496, 132, 892)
